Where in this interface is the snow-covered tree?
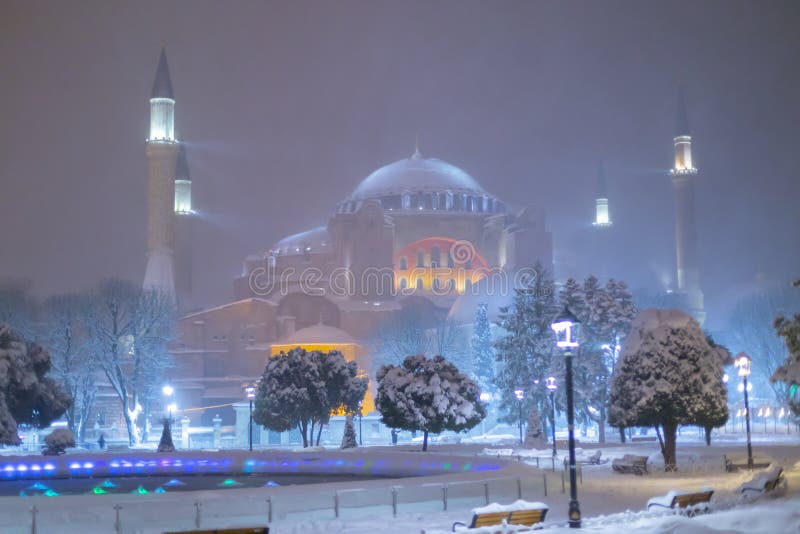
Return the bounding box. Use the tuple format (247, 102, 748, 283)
(40, 293, 96, 442)
(524, 404, 545, 448)
(608, 309, 728, 471)
(341, 415, 357, 449)
(494, 263, 558, 436)
(253, 348, 367, 447)
(471, 303, 495, 393)
(560, 276, 636, 443)
(695, 335, 732, 445)
(375, 354, 486, 451)
(771, 279, 800, 415)
(42, 428, 75, 455)
(0, 324, 71, 445)
(84, 279, 175, 445)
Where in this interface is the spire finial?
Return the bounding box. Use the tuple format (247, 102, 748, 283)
(411, 133, 422, 159)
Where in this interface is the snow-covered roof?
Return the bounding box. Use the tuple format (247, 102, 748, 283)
(276, 323, 359, 346)
(347, 153, 488, 201)
(270, 226, 331, 256)
(180, 298, 276, 320)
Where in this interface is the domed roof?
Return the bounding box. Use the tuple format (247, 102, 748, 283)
(348, 151, 487, 201)
(270, 226, 331, 256)
(277, 323, 359, 346)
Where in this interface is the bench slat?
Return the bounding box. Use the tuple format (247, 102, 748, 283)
(508, 508, 547, 526)
(471, 512, 511, 528)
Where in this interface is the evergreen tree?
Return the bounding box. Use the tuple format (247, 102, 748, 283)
(375, 354, 486, 451)
(608, 309, 728, 471)
(772, 279, 800, 415)
(493, 263, 558, 436)
(340, 415, 357, 449)
(471, 303, 495, 393)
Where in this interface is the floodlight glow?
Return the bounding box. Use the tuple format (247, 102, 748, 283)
(168, 403, 178, 414)
(734, 352, 751, 377)
(162, 385, 174, 397)
(479, 392, 491, 402)
(514, 389, 524, 400)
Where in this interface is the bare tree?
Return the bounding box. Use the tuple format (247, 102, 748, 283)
(726, 284, 800, 404)
(84, 280, 174, 445)
(40, 293, 96, 443)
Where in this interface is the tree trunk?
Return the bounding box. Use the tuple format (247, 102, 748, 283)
(597, 406, 606, 444)
(315, 422, 323, 446)
(618, 427, 626, 443)
(122, 404, 135, 446)
(661, 422, 678, 472)
(704, 425, 712, 446)
(300, 421, 308, 448)
(422, 430, 429, 452)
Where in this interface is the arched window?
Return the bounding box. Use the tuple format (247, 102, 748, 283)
(416, 278, 423, 290)
(430, 246, 440, 268)
(399, 256, 408, 270)
(402, 192, 411, 209)
(445, 191, 454, 210)
(399, 278, 407, 290)
(417, 251, 425, 267)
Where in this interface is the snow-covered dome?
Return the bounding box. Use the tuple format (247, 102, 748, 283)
(278, 323, 359, 346)
(270, 226, 331, 256)
(350, 152, 486, 200)
(337, 151, 506, 215)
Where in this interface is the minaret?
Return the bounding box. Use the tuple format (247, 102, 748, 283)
(174, 144, 194, 307)
(143, 47, 179, 301)
(592, 162, 612, 227)
(669, 88, 705, 325)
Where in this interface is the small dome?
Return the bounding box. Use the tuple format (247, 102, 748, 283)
(270, 226, 330, 256)
(348, 154, 487, 201)
(278, 324, 358, 346)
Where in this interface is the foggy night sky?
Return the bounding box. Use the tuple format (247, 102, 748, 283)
(1, 0, 799, 330)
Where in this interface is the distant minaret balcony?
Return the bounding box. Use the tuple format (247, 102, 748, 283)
(593, 198, 612, 227)
(670, 135, 697, 175)
(148, 98, 177, 143)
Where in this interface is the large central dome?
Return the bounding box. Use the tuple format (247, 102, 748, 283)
(337, 151, 505, 215)
(348, 151, 486, 201)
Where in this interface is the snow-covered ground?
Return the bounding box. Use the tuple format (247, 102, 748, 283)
(0, 436, 798, 533)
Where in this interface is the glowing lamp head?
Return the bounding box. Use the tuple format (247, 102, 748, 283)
(722, 373, 729, 384)
(734, 352, 751, 377)
(479, 392, 492, 402)
(245, 385, 256, 399)
(545, 376, 558, 391)
(162, 385, 174, 397)
(551, 307, 580, 349)
(514, 389, 524, 401)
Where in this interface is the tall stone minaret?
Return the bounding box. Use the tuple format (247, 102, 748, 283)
(174, 144, 194, 307)
(592, 162, 612, 227)
(669, 88, 705, 325)
(143, 47, 179, 302)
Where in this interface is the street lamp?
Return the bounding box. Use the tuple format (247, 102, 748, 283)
(551, 306, 581, 529)
(514, 388, 525, 445)
(546, 376, 558, 457)
(735, 352, 754, 470)
(162, 385, 175, 421)
(245, 385, 256, 451)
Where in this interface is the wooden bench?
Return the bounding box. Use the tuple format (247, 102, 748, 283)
(163, 528, 268, 534)
(723, 455, 771, 472)
(612, 454, 648, 475)
(647, 489, 714, 516)
(741, 466, 785, 497)
(452, 502, 548, 531)
(631, 436, 657, 442)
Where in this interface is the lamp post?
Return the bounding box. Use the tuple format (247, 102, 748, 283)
(551, 306, 581, 529)
(546, 376, 557, 457)
(514, 389, 525, 445)
(245, 385, 256, 451)
(162, 384, 174, 421)
(735, 352, 754, 470)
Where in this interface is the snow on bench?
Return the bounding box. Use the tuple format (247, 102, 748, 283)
(612, 454, 648, 475)
(448, 500, 549, 532)
(646, 488, 714, 516)
(740, 465, 786, 499)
